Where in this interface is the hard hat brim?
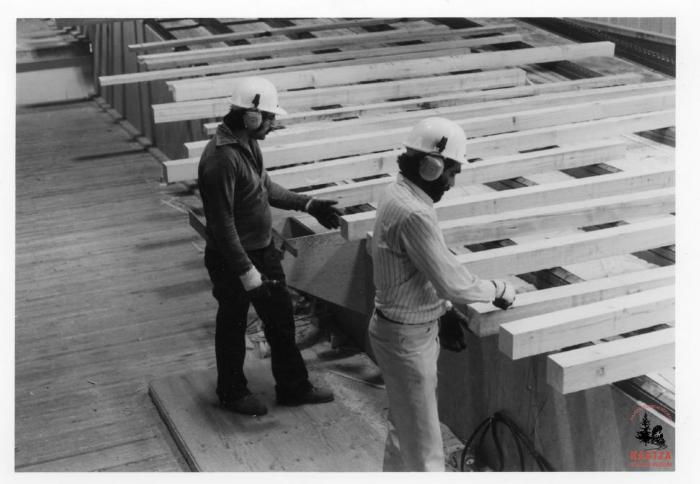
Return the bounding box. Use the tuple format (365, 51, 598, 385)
(226, 97, 287, 117)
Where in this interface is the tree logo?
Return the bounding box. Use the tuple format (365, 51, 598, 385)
(634, 411, 667, 449)
(627, 404, 673, 469)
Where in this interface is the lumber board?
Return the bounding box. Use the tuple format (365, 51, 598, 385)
(203, 73, 644, 133)
(547, 328, 675, 394)
(127, 18, 405, 51)
(270, 150, 401, 190)
(499, 286, 675, 359)
(469, 266, 675, 337)
(456, 216, 675, 279)
(153, 69, 527, 124)
(306, 140, 630, 211)
(139, 24, 453, 68)
(167, 42, 614, 101)
(141, 24, 518, 69)
(272, 139, 623, 192)
(340, 166, 674, 240)
(184, 95, 674, 162)
(440, 187, 675, 246)
(103, 34, 523, 86)
(221, 83, 675, 148)
(340, 141, 652, 239)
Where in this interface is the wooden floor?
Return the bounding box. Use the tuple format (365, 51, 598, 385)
(15, 100, 216, 471)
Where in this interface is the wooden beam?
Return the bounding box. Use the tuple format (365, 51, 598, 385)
(464, 110, 674, 159)
(203, 73, 644, 134)
(163, 109, 673, 184)
(103, 34, 523, 86)
(185, 92, 673, 159)
(499, 285, 675, 359)
(441, 187, 675, 246)
(341, 167, 674, 240)
(167, 42, 615, 101)
(140, 24, 519, 70)
(270, 150, 400, 189)
(153, 68, 526, 124)
(547, 328, 675, 394)
(241, 82, 675, 147)
(127, 18, 405, 52)
(456, 216, 675, 279)
(273, 138, 624, 192)
(469, 266, 674, 337)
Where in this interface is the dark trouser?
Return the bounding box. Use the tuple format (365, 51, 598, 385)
(204, 242, 310, 401)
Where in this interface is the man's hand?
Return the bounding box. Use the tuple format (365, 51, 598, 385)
(491, 279, 516, 310)
(439, 308, 468, 352)
(307, 198, 342, 229)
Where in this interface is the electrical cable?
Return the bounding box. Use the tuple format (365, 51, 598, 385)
(458, 411, 555, 472)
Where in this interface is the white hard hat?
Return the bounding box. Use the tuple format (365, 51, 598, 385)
(403, 117, 466, 163)
(227, 76, 287, 116)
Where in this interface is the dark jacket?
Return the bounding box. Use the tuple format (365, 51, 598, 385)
(197, 124, 310, 275)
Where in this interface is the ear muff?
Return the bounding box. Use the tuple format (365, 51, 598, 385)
(243, 110, 263, 130)
(419, 155, 444, 181)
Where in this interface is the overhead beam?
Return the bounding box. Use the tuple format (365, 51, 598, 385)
(440, 187, 675, 246)
(341, 142, 667, 240)
(127, 18, 405, 52)
(469, 266, 675, 337)
(547, 328, 675, 394)
(203, 73, 644, 134)
(185, 93, 673, 160)
(103, 34, 523, 86)
(140, 24, 519, 70)
(499, 286, 675, 359)
(153, 68, 527, 124)
(456, 216, 675, 279)
(274, 138, 624, 193)
(167, 42, 615, 101)
(218, 82, 675, 148)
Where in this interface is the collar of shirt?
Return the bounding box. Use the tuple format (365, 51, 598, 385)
(396, 173, 434, 207)
(215, 123, 257, 158)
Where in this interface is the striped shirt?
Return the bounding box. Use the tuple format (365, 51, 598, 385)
(372, 174, 496, 324)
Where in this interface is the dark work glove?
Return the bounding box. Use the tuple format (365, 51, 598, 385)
(439, 308, 468, 352)
(307, 198, 342, 229)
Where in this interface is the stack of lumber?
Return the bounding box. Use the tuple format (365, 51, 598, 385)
(105, 18, 675, 396)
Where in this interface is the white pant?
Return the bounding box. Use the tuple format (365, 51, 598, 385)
(369, 313, 444, 472)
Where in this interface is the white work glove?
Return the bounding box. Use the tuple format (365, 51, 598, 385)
(239, 265, 263, 291)
(491, 279, 516, 310)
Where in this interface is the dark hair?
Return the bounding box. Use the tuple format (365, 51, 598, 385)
(397, 150, 423, 179)
(223, 107, 247, 131)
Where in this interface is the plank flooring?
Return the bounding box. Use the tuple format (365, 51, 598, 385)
(15, 101, 215, 471)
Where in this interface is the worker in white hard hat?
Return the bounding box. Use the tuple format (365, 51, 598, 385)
(369, 117, 516, 471)
(197, 77, 340, 416)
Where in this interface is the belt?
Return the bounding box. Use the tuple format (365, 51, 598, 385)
(375, 309, 435, 326)
(375, 309, 408, 325)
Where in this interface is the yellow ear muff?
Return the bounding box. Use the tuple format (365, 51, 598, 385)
(419, 155, 444, 181)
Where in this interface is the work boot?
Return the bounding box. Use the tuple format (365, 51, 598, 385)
(276, 385, 335, 406)
(220, 394, 268, 416)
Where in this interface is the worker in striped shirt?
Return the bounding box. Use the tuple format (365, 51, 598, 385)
(369, 117, 516, 471)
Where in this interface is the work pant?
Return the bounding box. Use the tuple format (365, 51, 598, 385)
(204, 243, 310, 401)
(368, 312, 444, 472)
